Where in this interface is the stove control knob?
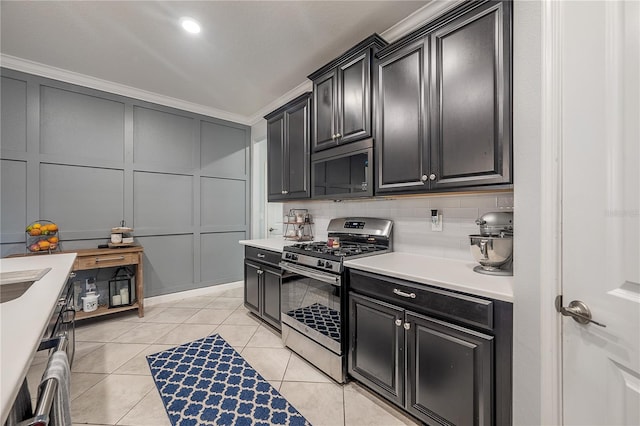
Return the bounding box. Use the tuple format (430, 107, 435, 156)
(325, 263, 333, 270)
(317, 260, 325, 267)
(285, 253, 291, 259)
(292, 254, 298, 261)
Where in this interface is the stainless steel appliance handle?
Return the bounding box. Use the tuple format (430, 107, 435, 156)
(31, 334, 69, 426)
(280, 262, 341, 286)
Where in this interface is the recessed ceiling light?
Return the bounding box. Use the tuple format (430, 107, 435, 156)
(180, 17, 201, 34)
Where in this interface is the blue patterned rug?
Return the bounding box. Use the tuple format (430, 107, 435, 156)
(146, 334, 310, 426)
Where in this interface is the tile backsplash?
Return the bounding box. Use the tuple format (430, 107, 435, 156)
(283, 192, 514, 261)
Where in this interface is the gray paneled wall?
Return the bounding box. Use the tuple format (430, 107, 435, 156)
(0, 68, 250, 297)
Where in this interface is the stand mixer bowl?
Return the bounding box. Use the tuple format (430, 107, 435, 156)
(469, 234, 513, 274)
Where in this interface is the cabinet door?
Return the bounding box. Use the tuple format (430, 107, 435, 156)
(430, 1, 512, 189)
(348, 292, 404, 406)
(406, 312, 494, 426)
(244, 261, 261, 315)
(267, 114, 285, 201)
(262, 266, 281, 330)
(312, 70, 338, 152)
(375, 39, 430, 193)
(285, 96, 311, 199)
(338, 52, 371, 144)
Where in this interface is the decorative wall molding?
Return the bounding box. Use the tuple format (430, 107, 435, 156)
(539, 0, 564, 424)
(0, 54, 251, 125)
(381, 0, 465, 42)
(247, 80, 312, 126)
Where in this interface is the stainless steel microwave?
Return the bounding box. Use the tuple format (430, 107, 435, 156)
(311, 138, 373, 199)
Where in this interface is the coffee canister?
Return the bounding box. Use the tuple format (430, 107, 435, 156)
(82, 292, 99, 312)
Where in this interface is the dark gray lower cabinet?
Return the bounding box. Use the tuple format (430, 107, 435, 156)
(406, 312, 493, 426)
(244, 247, 282, 330)
(348, 269, 512, 425)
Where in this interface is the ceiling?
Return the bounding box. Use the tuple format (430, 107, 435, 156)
(0, 1, 433, 125)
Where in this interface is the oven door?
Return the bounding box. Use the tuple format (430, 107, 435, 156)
(311, 138, 373, 199)
(280, 262, 343, 355)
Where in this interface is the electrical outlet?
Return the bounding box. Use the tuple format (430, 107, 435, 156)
(431, 214, 443, 232)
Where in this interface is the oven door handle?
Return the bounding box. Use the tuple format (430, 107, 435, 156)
(280, 262, 341, 286)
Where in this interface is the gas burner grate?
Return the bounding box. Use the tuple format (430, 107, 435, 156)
(285, 303, 341, 342)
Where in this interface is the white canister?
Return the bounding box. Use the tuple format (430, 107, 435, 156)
(111, 233, 123, 244)
(82, 292, 99, 312)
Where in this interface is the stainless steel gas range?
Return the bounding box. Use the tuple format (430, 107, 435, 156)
(279, 217, 393, 383)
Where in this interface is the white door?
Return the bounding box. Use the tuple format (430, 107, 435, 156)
(561, 1, 640, 424)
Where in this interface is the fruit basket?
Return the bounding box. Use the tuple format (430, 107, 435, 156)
(25, 219, 61, 253)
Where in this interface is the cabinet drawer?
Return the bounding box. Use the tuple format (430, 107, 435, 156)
(74, 252, 139, 270)
(244, 246, 281, 268)
(349, 269, 494, 331)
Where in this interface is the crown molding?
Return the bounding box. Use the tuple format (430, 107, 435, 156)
(381, 0, 465, 42)
(247, 80, 313, 126)
(0, 54, 252, 125)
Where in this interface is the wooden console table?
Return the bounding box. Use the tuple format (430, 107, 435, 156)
(70, 246, 144, 320)
(9, 246, 145, 320)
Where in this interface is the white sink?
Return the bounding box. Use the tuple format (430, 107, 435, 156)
(0, 268, 51, 303)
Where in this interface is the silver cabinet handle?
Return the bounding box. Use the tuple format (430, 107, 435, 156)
(429, 173, 437, 181)
(283, 190, 288, 194)
(395, 319, 402, 326)
(95, 256, 125, 262)
(421, 175, 428, 182)
(257, 253, 266, 259)
(393, 288, 416, 299)
(555, 296, 606, 327)
(403, 322, 411, 330)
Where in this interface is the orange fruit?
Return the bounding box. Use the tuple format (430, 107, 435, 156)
(30, 229, 41, 236)
(48, 236, 59, 243)
(48, 223, 58, 232)
(38, 240, 50, 249)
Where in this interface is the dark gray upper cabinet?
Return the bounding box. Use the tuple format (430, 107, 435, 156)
(375, 0, 512, 194)
(265, 92, 312, 201)
(375, 39, 429, 192)
(308, 34, 388, 152)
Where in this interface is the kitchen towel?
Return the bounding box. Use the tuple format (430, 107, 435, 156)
(146, 334, 310, 426)
(40, 350, 72, 426)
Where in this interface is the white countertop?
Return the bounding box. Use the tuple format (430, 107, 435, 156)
(0, 253, 76, 423)
(344, 252, 513, 302)
(239, 238, 296, 253)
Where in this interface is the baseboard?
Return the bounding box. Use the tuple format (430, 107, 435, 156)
(144, 281, 243, 307)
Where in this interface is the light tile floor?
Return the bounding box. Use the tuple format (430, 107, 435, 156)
(27, 285, 419, 426)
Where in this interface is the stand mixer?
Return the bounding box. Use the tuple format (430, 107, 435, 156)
(469, 211, 513, 276)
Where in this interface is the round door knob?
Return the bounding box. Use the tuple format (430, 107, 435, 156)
(331, 134, 336, 139)
(403, 322, 411, 330)
(421, 175, 428, 182)
(429, 174, 437, 181)
(395, 319, 402, 327)
(283, 190, 288, 194)
(336, 133, 341, 138)
(281, 190, 285, 194)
